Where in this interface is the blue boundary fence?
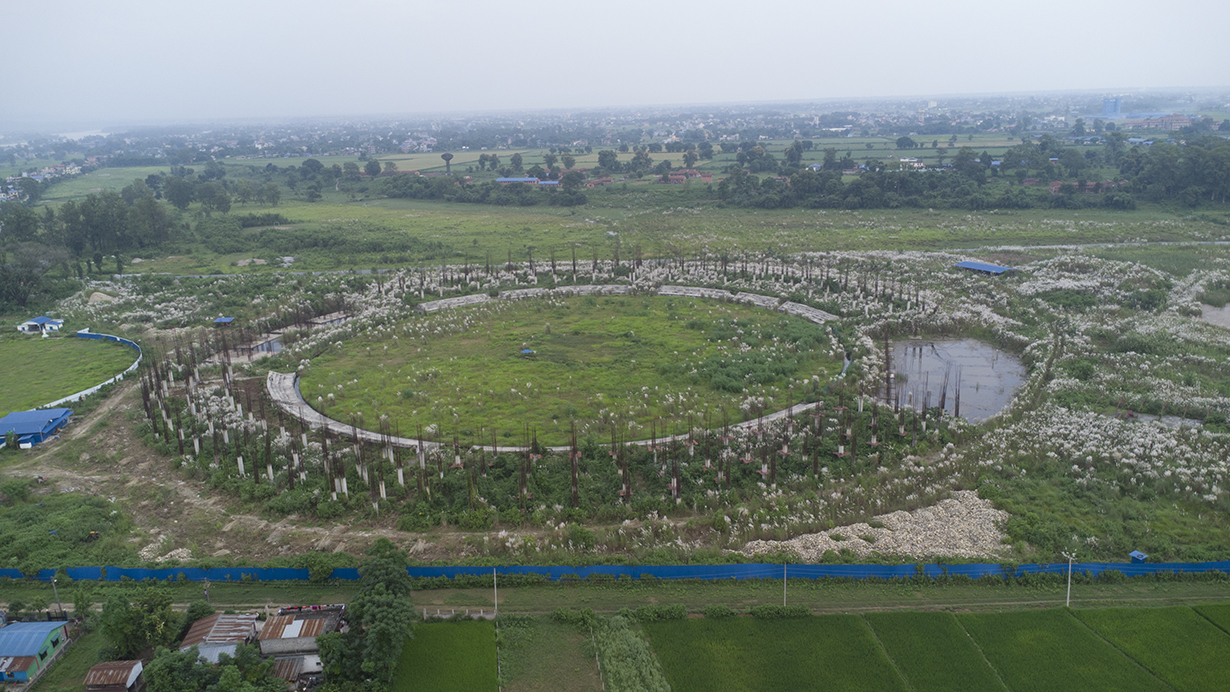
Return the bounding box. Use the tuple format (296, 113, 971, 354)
(2, 560, 1227, 583)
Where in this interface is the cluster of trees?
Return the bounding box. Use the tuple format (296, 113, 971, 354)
(714, 136, 1230, 211)
(318, 540, 416, 691)
(380, 171, 588, 207)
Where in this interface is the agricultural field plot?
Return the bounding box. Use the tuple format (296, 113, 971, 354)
(390, 620, 497, 692)
(1194, 603, 1230, 634)
(957, 609, 1168, 692)
(644, 616, 908, 692)
(299, 295, 842, 446)
(497, 617, 601, 692)
(1073, 606, 1230, 692)
(26, 630, 107, 692)
(864, 611, 1007, 692)
(0, 335, 136, 414)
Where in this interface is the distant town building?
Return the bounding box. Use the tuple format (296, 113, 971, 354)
(1102, 97, 1122, 118)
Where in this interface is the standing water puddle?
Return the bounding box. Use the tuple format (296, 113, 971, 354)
(884, 338, 1026, 423)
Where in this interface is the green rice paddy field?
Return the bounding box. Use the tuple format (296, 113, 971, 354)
(391, 620, 497, 692)
(0, 334, 137, 415)
(643, 606, 1230, 692)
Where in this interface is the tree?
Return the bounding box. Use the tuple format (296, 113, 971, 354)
(561, 154, 576, 170)
(510, 153, 523, 172)
(597, 150, 620, 171)
(1071, 118, 1086, 137)
(682, 150, 699, 168)
(164, 177, 194, 210)
(365, 160, 382, 178)
(319, 541, 415, 689)
(343, 162, 362, 181)
(383, 160, 398, 174)
(196, 182, 231, 215)
(261, 183, 281, 207)
(302, 158, 325, 176)
(542, 153, 558, 168)
(0, 203, 40, 243)
(895, 136, 917, 150)
(144, 644, 282, 692)
(99, 587, 178, 659)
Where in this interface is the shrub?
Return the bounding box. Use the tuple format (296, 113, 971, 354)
(747, 604, 810, 619)
(634, 604, 687, 622)
(704, 604, 737, 618)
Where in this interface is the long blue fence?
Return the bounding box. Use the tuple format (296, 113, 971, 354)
(1, 560, 1227, 584)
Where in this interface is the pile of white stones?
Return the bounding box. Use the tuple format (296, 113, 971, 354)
(743, 491, 1011, 561)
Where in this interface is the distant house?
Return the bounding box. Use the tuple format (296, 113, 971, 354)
(495, 177, 539, 185)
(17, 316, 63, 333)
(0, 621, 70, 683)
(84, 660, 145, 692)
(0, 408, 73, 449)
(212, 317, 235, 327)
(585, 177, 615, 188)
(179, 614, 258, 663)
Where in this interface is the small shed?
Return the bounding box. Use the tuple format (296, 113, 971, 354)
(17, 316, 63, 333)
(179, 613, 258, 663)
(84, 659, 145, 692)
(0, 621, 70, 682)
(0, 409, 73, 449)
(213, 317, 235, 327)
(955, 260, 1013, 276)
(1130, 550, 1148, 564)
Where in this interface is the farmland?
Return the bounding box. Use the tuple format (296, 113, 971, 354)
(0, 334, 136, 415)
(390, 620, 497, 692)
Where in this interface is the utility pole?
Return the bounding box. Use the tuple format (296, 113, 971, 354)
(51, 578, 63, 617)
(1063, 552, 1075, 608)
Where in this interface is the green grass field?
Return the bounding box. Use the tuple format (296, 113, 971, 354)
(0, 334, 137, 415)
(301, 295, 841, 446)
(1073, 606, 1230, 692)
(958, 609, 1168, 691)
(864, 611, 1007, 692)
(644, 615, 908, 692)
(391, 620, 497, 692)
(27, 629, 107, 692)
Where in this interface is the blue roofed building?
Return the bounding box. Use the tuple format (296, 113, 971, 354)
(0, 621, 71, 682)
(955, 260, 1013, 275)
(16, 316, 63, 333)
(0, 409, 73, 449)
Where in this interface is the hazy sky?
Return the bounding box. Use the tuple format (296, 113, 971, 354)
(3, 0, 1228, 129)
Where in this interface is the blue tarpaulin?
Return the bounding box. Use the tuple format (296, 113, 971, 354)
(955, 260, 1013, 275)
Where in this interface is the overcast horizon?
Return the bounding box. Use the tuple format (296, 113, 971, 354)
(3, 0, 1228, 134)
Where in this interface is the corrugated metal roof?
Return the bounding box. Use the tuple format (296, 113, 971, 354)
(180, 614, 257, 649)
(273, 656, 304, 682)
(0, 410, 73, 436)
(259, 614, 328, 640)
(955, 260, 1012, 275)
(0, 656, 35, 674)
(84, 660, 141, 687)
(0, 622, 67, 656)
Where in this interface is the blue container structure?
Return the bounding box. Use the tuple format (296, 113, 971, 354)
(1130, 550, 1149, 564)
(0, 409, 73, 448)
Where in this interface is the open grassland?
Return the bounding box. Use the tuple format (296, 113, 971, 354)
(957, 609, 1168, 692)
(391, 620, 497, 692)
(108, 191, 1230, 276)
(864, 611, 1007, 692)
(498, 617, 601, 692)
(38, 165, 173, 202)
(301, 295, 841, 446)
(644, 615, 908, 692)
(27, 629, 106, 692)
(0, 335, 136, 414)
(1072, 606, 1230, 692)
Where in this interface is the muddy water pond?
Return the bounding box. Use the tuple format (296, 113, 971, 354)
(885, 338, 1026, 423)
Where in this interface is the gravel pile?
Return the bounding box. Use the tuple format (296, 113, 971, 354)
(743, 491, 1011, 561)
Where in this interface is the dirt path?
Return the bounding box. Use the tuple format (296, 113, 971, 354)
(2, 383, 460, 563)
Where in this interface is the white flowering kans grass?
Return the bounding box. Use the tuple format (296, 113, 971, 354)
(65, 244, 1230, 558)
